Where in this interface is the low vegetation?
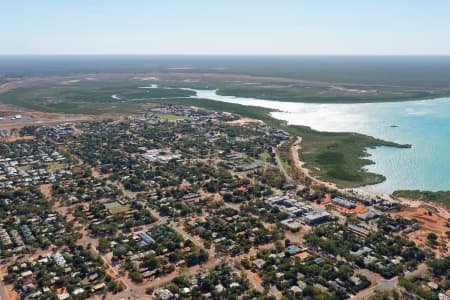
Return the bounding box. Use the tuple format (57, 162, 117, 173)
(393, 190, 450, 208)
(216, 84, 450, 103)
(0, 79, 194, 114)
(0, 78, 410, 188)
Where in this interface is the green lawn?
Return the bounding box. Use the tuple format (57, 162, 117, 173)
(109, 205, 131, 215)
(46, 162, 67, 172)
(258, 152, 271, 162)
(104, 201, 121, 209)
(157, 114, 188, 121)
(104, 201, 131, 214)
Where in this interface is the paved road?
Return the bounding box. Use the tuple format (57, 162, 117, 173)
(147, 208, 214, 257)
(107, 257, 222, 300)
(274, 141, 292, 182)
(352, 268, 395, 300)
(0, 274, 9, 300)
(104, 208, 219, 299)
(0, 249, 57, 300)
(351, 263, 428, 299)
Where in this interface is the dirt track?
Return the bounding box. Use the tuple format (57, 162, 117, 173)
(290, 136, 337, 190)
(0, 103, 124, 130)
(391, 207, 449, 255)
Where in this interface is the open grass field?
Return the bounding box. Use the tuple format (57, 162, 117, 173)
(46, 162, 67, 172)
(109, 205, 131, 215)
(157, 114, 188, 121)
(103, 201, 121, 209)
(104, 201, 131, 214)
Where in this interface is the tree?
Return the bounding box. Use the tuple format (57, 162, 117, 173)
(284, 239, 291, 248)
(427, 232, 438, 245)
(223, 193, 233, 202)
(98, 238, 110, 253)
(129, 270, 143, 283)
(428, 257, 450, 277)
(113, 245, 127, 258)
(141, 254, 159, 270)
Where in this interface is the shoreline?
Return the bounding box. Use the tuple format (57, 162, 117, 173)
(0, 73, 445, 196)
(216, 89, 450, 104)
(291, 138, 450, 220)
(289, 136, 338, 190)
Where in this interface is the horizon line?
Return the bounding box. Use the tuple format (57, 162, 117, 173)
(1, 53, 450, 57)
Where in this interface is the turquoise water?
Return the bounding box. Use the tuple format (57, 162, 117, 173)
(192, 90, 450, 193)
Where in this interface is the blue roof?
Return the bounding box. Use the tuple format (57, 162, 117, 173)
(287, 245, 302, 255)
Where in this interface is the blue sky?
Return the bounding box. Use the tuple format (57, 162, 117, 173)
(2, 0, 450, 55)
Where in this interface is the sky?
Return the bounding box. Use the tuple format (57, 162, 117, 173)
(2, 0, 450, 55)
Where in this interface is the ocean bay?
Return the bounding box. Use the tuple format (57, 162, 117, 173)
(193, 90, 450, 193)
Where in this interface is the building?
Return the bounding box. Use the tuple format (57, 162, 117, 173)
(303, 211, 332, 225)
(239, 162, 263, 172)
(92, 283, 106, 292)
(281, 218, 302, 231)
(58, 293, 70, 300)
(265, 195, 331, 226)
(428, 282, 439, 291)
(314, 258, 325, 265)
(182, 193, 200, 203)
(72, 288, 85, 296)
(51, 252, 67, 267)
(0, 228, 12, 247)
(153, 289, 174, 300)
(348, 224, 370, 237)
(404, 222, 421, 234)
(289, 286, 303, 294)
(350, 246, 372, 256)
(287, 245, 304, 255)
(264, 195, 290, 206)
(332, 197, 356, 209)
(225, 153, 243, 160)
(137, 231, 155, 247)
(253, 258, 266, 269)
(141, 149, 182, 164)
(357, 210, 382, 221)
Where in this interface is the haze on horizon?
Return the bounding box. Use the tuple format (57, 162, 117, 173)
(2, 0, 450, 56)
